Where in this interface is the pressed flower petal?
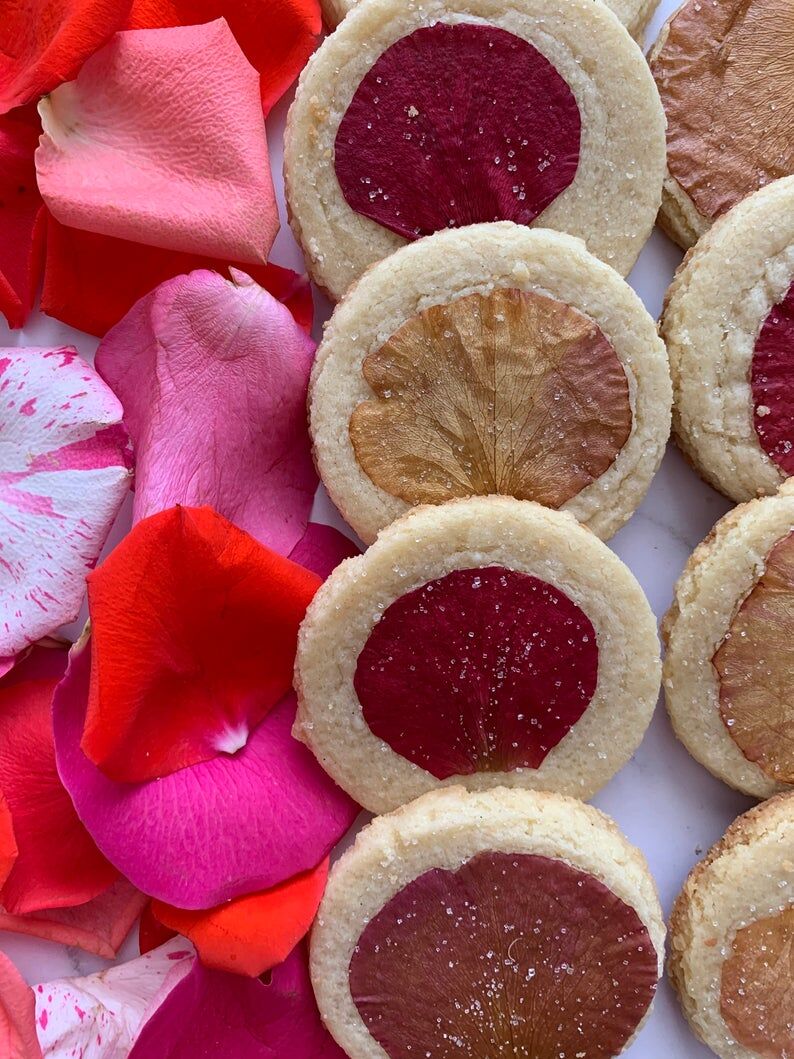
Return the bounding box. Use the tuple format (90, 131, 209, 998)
(0, 109, 45, 329)
(41, 216, 312, 337)
(126, 0, 321, 115)
(0, 347, 131, 660)
(0, 0, 131, 114)
(0, 952, 41, 1059)
(128, 944, 346, 1059)
(83, 507, 321, 782)
(36, 21, 278, 263)
(54, 638, 358, 908)
(95, 270, 317, 556)
(34, 938, 193, 1058)
(151, 859, 329, 978)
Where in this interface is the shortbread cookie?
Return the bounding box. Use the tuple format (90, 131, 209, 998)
(294, 496, 661, 812)
(311, 786, 665, 1059)
(310, 223, 672, 544)
(661, 177, 794, 502)
(669, 794, 794, 1059)
(663, 481, 794, 799)
(650, 0, 794, 249)
(285, 0, 666, 300)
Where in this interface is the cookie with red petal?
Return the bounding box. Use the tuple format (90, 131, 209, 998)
(662, 177, 794, 503)
(285, 0, 665, 300)
(311, 786, 665, 1059)
(669, 793, 794, 1058)
(294, 496, 660, 812)
(310, 223, 671, 544)
(649, 0, 794, 249)
(663, 479, 794, 799)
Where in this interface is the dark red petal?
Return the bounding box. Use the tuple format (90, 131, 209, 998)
(752, 280, 794, 475)
(139, 900, 178, 955)
(0, 110, 45, 329)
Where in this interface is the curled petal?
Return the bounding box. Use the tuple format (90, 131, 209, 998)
(0, 952, 41, 1059)
(95, 270, 317, 555)
(36, 21, 278, 262)
(0, 110, 45, 329)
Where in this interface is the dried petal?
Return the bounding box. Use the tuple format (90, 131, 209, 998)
(94, 270, 316, 555)
(0, 347, 131, 659)
(752, 280, 794, 475)
(36, 21, 278, 262)
(350, 288, 631, 507)
(0, 109, 45, 329)
(0, 952, 41, 1059)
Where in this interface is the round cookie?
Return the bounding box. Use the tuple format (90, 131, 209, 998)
(663, 480, 794, 799)
(310, 223, 672, 545)
(284, 0, 666, 300)
(311, 786, 665, 1059)
(661, 177, 794, 503)
(294, 496, 661, 813)
(669, 794, 794, 1059)
(649, 0, 794, 249)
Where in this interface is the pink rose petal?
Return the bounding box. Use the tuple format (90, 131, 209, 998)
(36, 20, 277, 264)
(289, 522, 359, 580)
(0, 348, 131, 660)
(128, 944, 346, 1059)
(34, 938, 193, 1058)
(0, 952, 41, 1059)
(95, 270, 316, 556)
(53, 638, 358, 908)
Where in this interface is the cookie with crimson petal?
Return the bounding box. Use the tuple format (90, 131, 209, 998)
(649, 0, 794, 249)
(669, 794, 794, 1059)
(294, 496, 660, 812)
(311, 786, 665, 1059)
(662, 178, 794, 502)
(664, 480, 794, 798)
(284, 0, 665, 300)
(310, 223, 671, 545)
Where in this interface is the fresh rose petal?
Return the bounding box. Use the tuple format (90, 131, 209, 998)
(42, 215, 312, 337)
(0, 881, 145, 959)
(151, 858, 329, 977)
(36, 20, 278, 262)
(0, 109, 45, 329)
(128, 944, 346, 1059)
(138, 901, 177, 955)
(0, 952, 41, 1059)
(83, 507, 321, 782)
(127, 0, 321, 115)
(0, 793, 17, 889)
(0, 0, 130, 114)
(34, 938, 193, 1058)
(54, 639, 358, 908)
(289, 523, 359, 580)
(95, 270, 317, 555)
(0, 645, 118, 914)
(0, 347, 131, 660)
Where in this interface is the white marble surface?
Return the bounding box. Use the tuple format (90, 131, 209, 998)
(0, 3, 759, 1053)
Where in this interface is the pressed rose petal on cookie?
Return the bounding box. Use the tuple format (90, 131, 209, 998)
(0, 952, 41, 1059)
(36, 21, 278, 262)
(0, 109, 45, 329)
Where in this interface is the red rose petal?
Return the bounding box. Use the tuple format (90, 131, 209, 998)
(139, 901, 178, 955)
(126, 0, 321, 114)
(752, 280, 794, 475)
(0, 793, 17, 891)
(0, 951, 41, 1059)
(0, 647, 118, 915)
(0, 0, 131, 114)
(41, 215, 313, 337)
(0, 109, 45, 329)
(334, 22, 581, 241)
(83, 506, 321, 783)
(354, 567, 599, 779)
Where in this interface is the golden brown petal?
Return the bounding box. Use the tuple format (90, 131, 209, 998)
(714, 530, 794, 783)
(720, 908, 794, 1057)
(650, 0, 794, 223)
(349, 288, 631, 509)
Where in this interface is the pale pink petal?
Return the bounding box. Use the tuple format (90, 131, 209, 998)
(33, 938, 194, 1059)
(95, 270, 317, 556)
(36, 21, 278, 264)
(0, 348, 131, 659)
(0, 952, 41, 1059)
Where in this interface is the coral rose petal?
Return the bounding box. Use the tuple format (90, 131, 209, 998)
(0, 110, 45, 329)
(95, 270, 317, 555)
(0, 0, 130, 114)
(289, 523, 360, 579)
(0, 881, 146, 959)
(0, 646, 118, 915)
(83, 507, 321, 782)
(41, 215, 312, 337)
(53, 639, 359, 908)
(128, 944, 346, 1059)
(0, 952, 41, 1059)
(0, 347, 131, 659)
(126, 0, 321, 114)
(35, 20, 278, 262)
(151, 858, 329, 978)
(34, 938, 193, 1058)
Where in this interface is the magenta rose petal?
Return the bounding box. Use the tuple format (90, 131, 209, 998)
(288, 523, 360, 579)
